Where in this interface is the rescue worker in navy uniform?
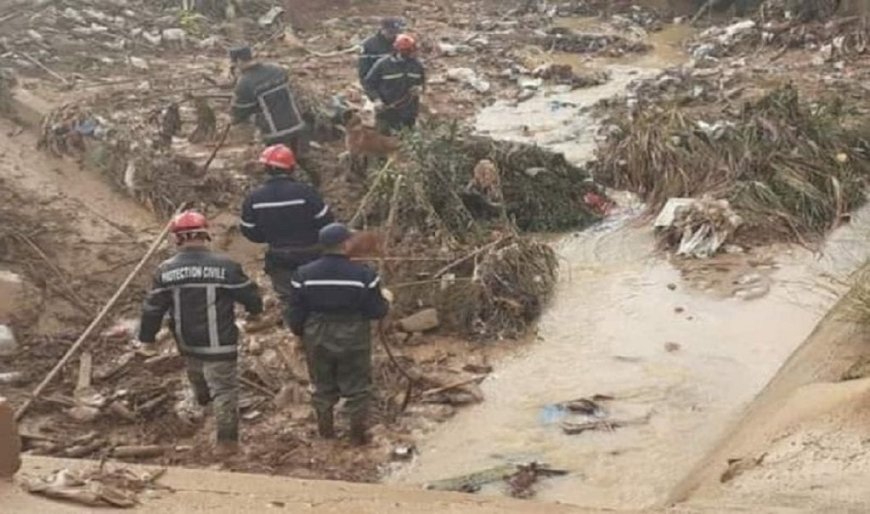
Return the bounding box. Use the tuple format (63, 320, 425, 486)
(138, 211, 263, 456)
(358, 17, 404, 86)
(239, 144, 334, 330)
(229, 46, 310, 162)
(363, 34, 426, 135)
(288, 223, 391, 445)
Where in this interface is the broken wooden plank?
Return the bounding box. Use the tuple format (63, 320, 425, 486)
(63, 439, 106, 458)
(108, 401, 137, 422)
(426, 463, 568, 494)
(75, 351, 93, 396)
(420, 375, 486, 398)
(112, 445, 166, 459)
(425, 464, 517, 492)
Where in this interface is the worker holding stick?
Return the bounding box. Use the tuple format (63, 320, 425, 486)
(137, 211, 263, 457)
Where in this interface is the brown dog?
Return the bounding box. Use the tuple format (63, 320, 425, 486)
(341, 112, 400, 177)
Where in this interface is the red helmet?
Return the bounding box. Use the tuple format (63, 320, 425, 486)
(259, 144, 296, 171)
(393, 34, 417, 55)
(170, 211, 209, 243)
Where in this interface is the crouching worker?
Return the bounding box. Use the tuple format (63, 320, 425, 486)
(288, 223, 390, 445)
(137, 211, 263, 456)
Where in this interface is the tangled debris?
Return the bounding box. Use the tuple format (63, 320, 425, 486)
(0, 0, 277, 78)
(595, 84, 870, 247)
(538, 27, 652, 56)
(347, 122, 594, 337)
(391, 122, 601, 237)
(21, 464, 166, 508)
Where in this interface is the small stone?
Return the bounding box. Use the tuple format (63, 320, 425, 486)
(398, 309, 439, 333)
(162, 28, 187, 42)
(664, 342, 681, 353)
(129, 57, 149, 70)
(667, 283, 677, 291)
(66, 405, 101, 423)
(0, 325, 17, 357)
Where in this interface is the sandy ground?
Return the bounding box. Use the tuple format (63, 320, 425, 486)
(668, 289, 870, 512)
(0, 456, 604, 514)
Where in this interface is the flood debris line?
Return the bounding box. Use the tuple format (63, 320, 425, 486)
(0, 0, 277, 78)
(595, 84, 870, 251)
(21, 464, 167, 508)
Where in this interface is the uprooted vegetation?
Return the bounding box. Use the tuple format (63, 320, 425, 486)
(594, 84, 870, 245)
(351, 122, 599, 337)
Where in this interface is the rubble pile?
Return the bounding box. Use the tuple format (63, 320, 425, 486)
(553, 0, 664, 28)
(0, 0, 276, 77)
(595, 84, 870, 247)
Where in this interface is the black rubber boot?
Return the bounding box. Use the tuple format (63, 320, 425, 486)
(349, 410, 369, 446)
(316, 409, 335, 439)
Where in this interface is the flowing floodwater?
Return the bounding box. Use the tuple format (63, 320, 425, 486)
(391, 21, 870, 510)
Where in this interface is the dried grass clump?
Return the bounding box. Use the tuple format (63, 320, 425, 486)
(595, 84, 870, 244)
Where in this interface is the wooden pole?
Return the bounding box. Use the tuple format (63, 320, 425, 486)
(14, 204, 190, 421)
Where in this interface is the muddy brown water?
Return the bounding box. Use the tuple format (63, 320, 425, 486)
(391, 21, 870, 510)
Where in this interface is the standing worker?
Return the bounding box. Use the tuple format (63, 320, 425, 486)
(358, 17, 405, 86)
(363, 34, 426, 134)
(138, 211, 263, 456)
(240, 144, 334, 330)
(229, 46, 309, 160)
(288, 223, 391, 445)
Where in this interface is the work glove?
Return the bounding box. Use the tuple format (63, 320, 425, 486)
(373, 99, 385, 112)
(382, 288, 395, 305)
(409, 85, 423, 97)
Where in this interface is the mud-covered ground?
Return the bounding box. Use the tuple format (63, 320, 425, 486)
(4, 0, 870, 506)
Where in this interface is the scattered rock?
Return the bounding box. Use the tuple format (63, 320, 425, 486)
(667, 283, 677, 291)
(161, 28, 186, 44)
(674, 306, 685, 314)
(129, 57, 149, 71)
(398, 309, 440, 333)
(664, 342, 681, 353)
